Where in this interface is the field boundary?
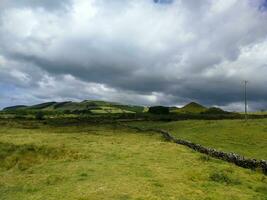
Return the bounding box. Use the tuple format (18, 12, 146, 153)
(122, 124, 267, 175)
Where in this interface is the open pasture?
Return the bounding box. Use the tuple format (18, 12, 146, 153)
(128, 119, 267, 160)
(0, 119, 266, 199)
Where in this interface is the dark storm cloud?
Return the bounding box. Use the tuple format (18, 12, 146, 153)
(0, 0, 267, 111)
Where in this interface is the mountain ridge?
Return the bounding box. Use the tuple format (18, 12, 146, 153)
(2, 100, 146, 114)
(2, 100, 229, 115)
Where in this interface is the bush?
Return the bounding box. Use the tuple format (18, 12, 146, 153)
(148, 106, 170, 114)
(35, 111, 45, 120)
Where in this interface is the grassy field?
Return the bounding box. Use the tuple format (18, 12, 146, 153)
(0, 119, 266, 200)
(128, 119, 267, 160)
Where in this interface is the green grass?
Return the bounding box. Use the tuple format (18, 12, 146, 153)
(128, 119, 267, 160)
(0, 119, 266, 199)
(0, 142, 65, 171)
(90, 106, 134, 114)
(244, 112, 267, 115)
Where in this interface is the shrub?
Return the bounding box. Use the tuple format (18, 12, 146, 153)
(14, 113, 26, 119)
(63, 110, 72, 114)
(35, 111, 45, 120)
(148, 106, 169, 114)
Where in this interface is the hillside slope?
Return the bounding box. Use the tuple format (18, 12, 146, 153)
(171, 102, 207, 114)
(3, 100, 145, 114)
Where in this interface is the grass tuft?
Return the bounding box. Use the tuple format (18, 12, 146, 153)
(209, 171, 241, 185)
(199, 155, 211, 162)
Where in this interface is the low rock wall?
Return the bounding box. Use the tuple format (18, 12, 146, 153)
(124, 124, 267, 175)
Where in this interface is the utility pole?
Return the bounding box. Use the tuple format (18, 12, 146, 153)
(244, 80, 248, 121)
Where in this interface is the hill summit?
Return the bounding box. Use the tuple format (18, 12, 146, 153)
(170, 102, 207, 114)
(183, 102, 206, 109)
(180, 102, 207, 113)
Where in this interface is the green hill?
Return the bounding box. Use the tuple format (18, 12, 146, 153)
(2, 100, 145, 114)
(2, 105, 28, 111)
(29, 102, 57, 110)
(171, 102, 207, 114)
(3, 101, 230, 116)
(201, 107, 230, 115)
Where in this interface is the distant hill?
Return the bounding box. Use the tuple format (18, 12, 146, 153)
(29, 102, 57, 110)
(171, 102, 207, 114)
(2, 100, 145, 114)
(201, 107, 230, 115)
(2, 100, 231, 116)
(3, 105, 28, 111)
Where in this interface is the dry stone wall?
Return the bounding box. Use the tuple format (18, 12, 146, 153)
(124, 124, 267, 175)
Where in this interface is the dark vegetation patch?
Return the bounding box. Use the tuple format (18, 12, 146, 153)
(209, 171, 241, 185)
(53, 101, 72, 109)
(65, 110, 92, 114)
(0, 142, 64, 171)
(0, 119, 42, 129)
(201, 107, 230, 115)
(35, 111, 45, 120)
(148, 106, 170, 114)
(255, 185, 267, 195)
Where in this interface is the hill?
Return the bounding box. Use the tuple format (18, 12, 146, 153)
(2, 101, 232, 116)
(2, 105, 28, 111)
(171, 102, 207, 114)
(2, 100, 145, 114)
(201, 107, 230, 115)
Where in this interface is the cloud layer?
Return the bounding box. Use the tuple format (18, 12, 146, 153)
(0, 0, 267, 110)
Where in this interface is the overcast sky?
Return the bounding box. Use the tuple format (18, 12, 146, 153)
(0, 0, 267, 111)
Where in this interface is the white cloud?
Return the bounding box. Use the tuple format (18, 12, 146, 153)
(0, 0, 267, 110)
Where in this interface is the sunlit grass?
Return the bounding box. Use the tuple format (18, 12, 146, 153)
(0, 119, 266, 199)
(128, 119, 267, 160)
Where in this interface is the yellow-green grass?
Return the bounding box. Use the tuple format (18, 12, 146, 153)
(242, 112, 267, 115)
(0, 120, 266, 200)
(90, 106, 134, 114)
(128, 119, 267, 160)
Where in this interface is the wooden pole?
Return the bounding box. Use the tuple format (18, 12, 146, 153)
(244, 80, 248, 121)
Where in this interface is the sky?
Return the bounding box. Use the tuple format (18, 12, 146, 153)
(0, 0, 267, 111)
